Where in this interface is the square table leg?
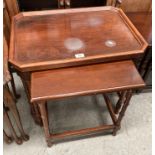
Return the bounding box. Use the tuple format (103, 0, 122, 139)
(19, 72, 43, 126)
(38, 101, 53, 147)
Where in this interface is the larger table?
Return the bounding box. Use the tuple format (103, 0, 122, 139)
(127, 12, 152, 91)
(9, 6, 148, 125)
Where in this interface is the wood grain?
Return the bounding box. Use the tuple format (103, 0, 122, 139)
(119, 0, 152, 12)
(126, 12, 152, 45)
(4, 0, 19, 19)
(31, 60, 145, 102)
(9, 7, 148, 72)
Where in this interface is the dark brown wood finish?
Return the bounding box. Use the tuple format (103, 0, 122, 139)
(118, 0, 152, 12)
(113, 90, 132, 136)
(4, 0, 19, 19)
(31, 60, 145, 146)
(8, 7, 148, 126)
(4, 0, 20, 100)
(4, 85, 29, 142)
(4, 23, 29, 143)
(126, 12, 152, 91)
(9, 7, 147, 72)
(126, 12, 152, 45)
(115, 90, 127, 114)
(31, 61, 145, 102)
(3, 107, 23, 144)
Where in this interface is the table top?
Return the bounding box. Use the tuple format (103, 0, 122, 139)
(9, 7, 148, 72)
(31, 60, 145, 102)
(126, 12, 152, 46)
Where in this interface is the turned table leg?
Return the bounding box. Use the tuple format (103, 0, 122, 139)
(115, 91, 127, 114)
(38, 101, 53, 147)
(4, 107, 23, 145)
(4, 85, 29, 141)
(3, 130, 13, 144)
(113, 90, 132, 136)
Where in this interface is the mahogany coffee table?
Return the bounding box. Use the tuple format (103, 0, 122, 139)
(9, 6, 148, 125)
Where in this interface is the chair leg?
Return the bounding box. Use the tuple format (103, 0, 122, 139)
(3, 130, 13, 144)
(5, 86, 29, 141)
(113, 90, 132, 136)
(4, 108, 23, 145)
(38, 101, 53, 147)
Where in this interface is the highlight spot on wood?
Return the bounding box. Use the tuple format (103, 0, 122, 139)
(105, 40, 116, 47)
(64, 38, 85, 51)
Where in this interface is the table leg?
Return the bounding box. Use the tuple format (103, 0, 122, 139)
(4, 85, 29, 141)
(113, 90, 132, 136)
(103, 94, 117, 124)
(8, 65, 21, 100)
(115, 91, 127, 114)
(38, 101, 53, 147)
(33, 103, 43, 126)
(3, 130, 13, 144)
(19, 72, 42, 126)
(10, 72, 20, 100)
(4, 107, 23, 145)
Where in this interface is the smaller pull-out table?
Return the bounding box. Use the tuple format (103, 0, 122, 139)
(31, 60, 145, 147)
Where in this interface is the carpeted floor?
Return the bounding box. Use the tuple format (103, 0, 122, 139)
(3, 74, 152, 155)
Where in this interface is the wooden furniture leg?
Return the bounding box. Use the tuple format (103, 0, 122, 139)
(4, 85, 29, 141)
(103, 94, 117, 125)
(19, 72, 42, 126)
(142, 58, 152, 82)
(10, 71, 20, 100)
(117, 91, 122, 98)
(31, 61, 144, 146)
(113, 90, 132, 136)
(33, 103, 43, 126)
(38, 102, 52, 147)
(115, 91, 127, 114)
(3, 130, 13, 144)
(4, 107, 23, 145)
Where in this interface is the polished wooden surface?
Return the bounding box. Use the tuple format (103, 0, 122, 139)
(31, 60, 145, 102)
(126, 12, 152, 91)
(33, 60, 141, 146)
(120, 0, 152, 12)
(126, 12, 152, 45)
(9, 7, 147, 72)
